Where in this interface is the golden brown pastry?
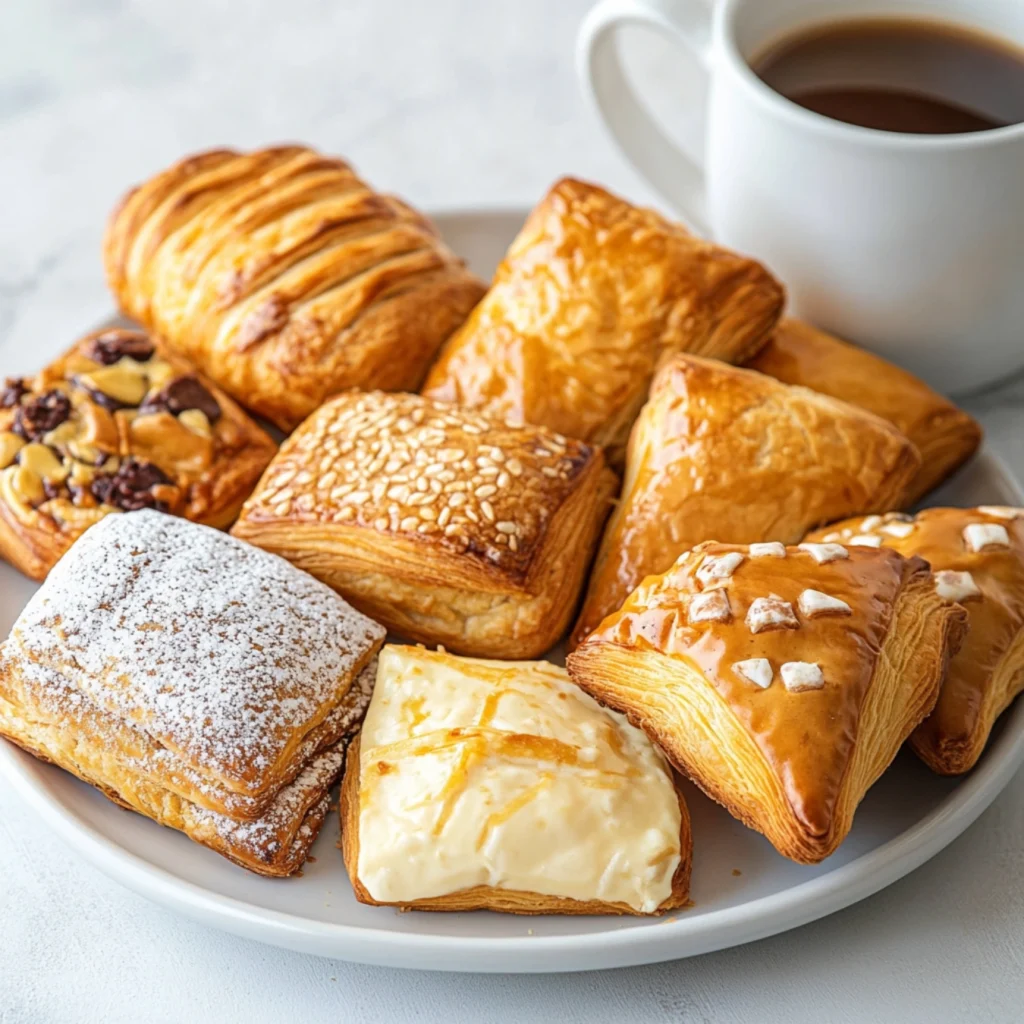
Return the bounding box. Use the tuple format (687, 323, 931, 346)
(0, 510, 385, 875)
(340, 645, 691, 915)
(421, 177, 784, 464)
(232, 391, 617, 658)
(571, 355, 922, 646)
(103, 145, 486, 430)
(0, 328, 276, 581)
(749, 318, 982, 502)
(806, 507, 1024, 774)
(567, 541, 967, 863)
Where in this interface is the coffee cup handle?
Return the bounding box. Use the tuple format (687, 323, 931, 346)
(578, 0, 713, 234)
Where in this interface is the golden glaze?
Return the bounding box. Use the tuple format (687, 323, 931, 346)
(750, 319, 981, 502)
(103, 145, 486, 430)
(571, 355, 921, 646)
(421, 178, 784, 464)
(232, 391, 617, 658)
(0, 328, 276, 581)
(807, 508, 1024, 773)
(567, 542, 967, 862)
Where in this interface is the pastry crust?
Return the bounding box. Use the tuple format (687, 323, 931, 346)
(807, 507, 1024, 774)
(421, 177, 784, 465)
(571, 355, 922, 647)
(103, 145, 486, 430)
(749, 318, 982, 502)
(567, 542, 967, 863)
(339, 646, 691, 914)
(232, 392, 617, 658)
(0, 328, 276, 580)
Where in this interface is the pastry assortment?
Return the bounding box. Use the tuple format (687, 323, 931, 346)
(0, 145, 1016, 914)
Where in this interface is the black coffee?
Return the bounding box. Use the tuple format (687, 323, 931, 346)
(754, 17, 1024, 134)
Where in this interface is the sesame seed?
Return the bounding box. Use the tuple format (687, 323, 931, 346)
(496, 521, 517, 534)
(481, 501, 495, 523)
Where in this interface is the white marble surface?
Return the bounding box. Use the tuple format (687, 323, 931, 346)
(1, 1, 1022, 1021)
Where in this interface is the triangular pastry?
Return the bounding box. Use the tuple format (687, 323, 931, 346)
(571, 355, 922, 646)
(567, 541, 966, 863)
(807, 507, 1024, 774)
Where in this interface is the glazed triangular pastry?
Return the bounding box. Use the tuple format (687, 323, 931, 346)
(571, 355, 922, 646)
(807, 506, 1024, 774)
(567, 541, 966, 863)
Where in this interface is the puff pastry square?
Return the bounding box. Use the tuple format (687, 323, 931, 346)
(567, 542, 967, 863)
(421, 177, 784, 464)
(0, 510, 385, 875)
(807, 507, 1024, 774)
(340, 645, 691, 915)
(749, 318, 982, 502)
(103, 145, 486, 430)
(571, 355, 922, 646)
(0, 328, 276, 581)
(232, 392, 617, 658)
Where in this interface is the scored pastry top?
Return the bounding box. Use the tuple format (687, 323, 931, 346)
(9, 510, 384, 792)
(355, 645, 682, 913)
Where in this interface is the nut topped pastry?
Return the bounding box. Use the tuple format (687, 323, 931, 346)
(807, 506, 1024, 774)
(571, 355, 921, 647)
(0, 328, 276, 580)
(233, 392, 617, 658)
(103, 145, 486, 430)
(340, 645, 691, 915)
(567, 541, 967, 863)
(422, 177, 784, 465)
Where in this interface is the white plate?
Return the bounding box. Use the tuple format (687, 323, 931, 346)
(1, 208, 1023, 973)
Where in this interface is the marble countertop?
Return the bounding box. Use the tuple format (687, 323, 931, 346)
(1, 2, 1022, 1022)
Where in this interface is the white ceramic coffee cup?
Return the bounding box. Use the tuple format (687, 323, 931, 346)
(579, 0, 1024, 394)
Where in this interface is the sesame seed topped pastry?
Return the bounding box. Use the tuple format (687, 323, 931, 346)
(340, 645, 691, 915)
(807, 506, 1024, 775)
(749, 318, 982, 503)
(571, 355, 921, 648)
(567, 542, 967, 863)
(421, 177, 784, 466)
(103, 145, 486, 431)
(0, 511, 385, 875)
(0, 328, 277, 581)
(232, 391, 617, 659)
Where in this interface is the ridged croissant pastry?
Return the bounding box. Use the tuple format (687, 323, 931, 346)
(103, 145, 486, 430)
(0, 328, 276, 580)
(0, 511, 385, 875)
(421, 177, 784, 465)
(340, 645, 691, 914)
(571, 355, 921, 646)
(567, 541, 967, 863)
(749, 318, 982, 502)
(232, 391, 617, 658)
(806, 507, 1024, 774)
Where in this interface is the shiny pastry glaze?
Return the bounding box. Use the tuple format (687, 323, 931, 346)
(581, 542, 924, 835)
(808, 508, 1024, 759)
(356, 645, 682, 912)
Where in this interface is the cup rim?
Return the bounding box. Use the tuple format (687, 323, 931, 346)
(718, 0, 1024, 149)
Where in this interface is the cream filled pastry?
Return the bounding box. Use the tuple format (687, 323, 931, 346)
(340, 644, 691, 915)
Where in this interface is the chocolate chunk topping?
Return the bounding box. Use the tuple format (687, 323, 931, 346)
(139, 376, 222, 424)
(1, 378, 28, 408)
(90, 458, 171, 512)
(13, 390, 71, 440)
(83, 331, 155, 366)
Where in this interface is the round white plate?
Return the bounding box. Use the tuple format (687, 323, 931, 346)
(1, 208, 1023, 973)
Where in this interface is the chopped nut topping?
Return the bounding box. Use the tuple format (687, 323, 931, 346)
(798, 542, 848, 564)
(689, 589, 731, 624)
(780, 662, 825, 692)
(696, 551, 745, 586)
(748, 542, 785, 559)
(963, 522, 1010, 553)
(733, 658, 773, 690)
(746, 594, 799, 633)
(934, 570, 982, 603)
(178, 409, 213, 438)
(6, 464, 45, 506)
(76, 359, 150, 409)
(798, 589, 852, 618)
(848, 533, 883, 548)
(17, 443, 68, 485)
(0, 432, 25, 470)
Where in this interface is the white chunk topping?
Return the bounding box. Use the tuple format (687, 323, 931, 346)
(746, 594, 799, 634)
(733, 658, 773, 690)
(688, 589, 732, 624)
(780, 662, 825, 692)
(798, 589, 853, 618)
(798, 542, 848, 564)
(963, 522, 1010, 552)
(977, 506, 1022, 520)
(860, 515, 883, 532)
(881, 521, 915, 538)
(934, 570, 982, 603)
(849, 534, 883, 548)
(749, 542, 786, 559)
(696, 551, 746, 586)
(819, 532, 841, 543)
